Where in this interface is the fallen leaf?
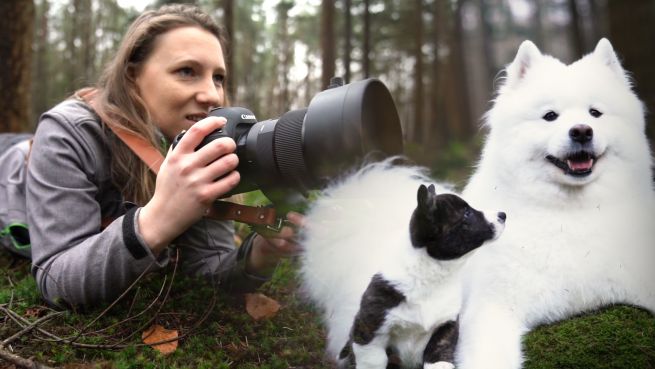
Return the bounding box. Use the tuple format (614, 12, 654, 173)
(24, 306, 47, 318)
(245, 293, 281, 320)
(142, 324, 178, 355)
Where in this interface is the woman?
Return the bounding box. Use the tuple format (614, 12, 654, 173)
(5, 4, 301, 308)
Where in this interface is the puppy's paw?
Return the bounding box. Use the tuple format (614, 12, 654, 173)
(424, 362, 455, 369)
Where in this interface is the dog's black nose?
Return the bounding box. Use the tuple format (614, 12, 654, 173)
(498, 212, 507, 223)
(569, 124, 593, 144)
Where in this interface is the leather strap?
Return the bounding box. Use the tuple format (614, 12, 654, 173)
(78, 89, 278, 226)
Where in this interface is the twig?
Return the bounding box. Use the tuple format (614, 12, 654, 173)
(0, 346, 55, 369)
(110, 249, 180, 347)
(2, 311, 63, 346)
(69, 260, 156, 343)
(6, 275, 15, 309)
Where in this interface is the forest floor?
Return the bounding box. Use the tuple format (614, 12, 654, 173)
(1, 248, 654, 369)
(1, 184, 654, 368)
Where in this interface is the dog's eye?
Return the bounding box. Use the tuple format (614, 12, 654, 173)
(542, 111, 559, 122)
(463, 209, 472, 219)
(589, 108, 603, 118)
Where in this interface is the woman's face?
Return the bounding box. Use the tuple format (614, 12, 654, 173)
(135, 26, 226, 139)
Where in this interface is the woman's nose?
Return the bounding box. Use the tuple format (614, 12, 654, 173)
(196, 78, 221, 108)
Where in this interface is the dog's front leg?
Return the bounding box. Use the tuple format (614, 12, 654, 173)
(352, 335, 390, 369)
(455, 301, 526, 369)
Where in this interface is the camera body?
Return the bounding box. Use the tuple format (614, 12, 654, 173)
(174, 78, 404, 207)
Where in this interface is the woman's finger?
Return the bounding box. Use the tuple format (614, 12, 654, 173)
(173, 116, 226, 153)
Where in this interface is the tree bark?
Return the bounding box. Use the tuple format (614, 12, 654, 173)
(343, 0, 352, 84)
(223, 0, 236, 102)
(411, 0, 424, 143)
(607, 0, 655, 143)
(321, 0, 336, 89)
(0, 0, 35, 132)
(362, 0, 371, 78)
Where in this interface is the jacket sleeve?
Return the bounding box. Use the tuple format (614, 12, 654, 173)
(27, 102, 268, 308)
(27, 107, 170, 307)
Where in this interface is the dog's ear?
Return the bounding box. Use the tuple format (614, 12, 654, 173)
(593, 38, 630, 85)
(417, 184, 429, 209)
(417, 184, 436, 212)
(505, 40, 542, 89)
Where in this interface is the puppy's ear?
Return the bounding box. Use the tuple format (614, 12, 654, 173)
(427, 184, 436, 195)
(593, 38, 630, 85)
(417, 184, 429, 209)
(505, 40, 542, 89)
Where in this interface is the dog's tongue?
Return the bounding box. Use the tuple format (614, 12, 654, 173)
(567, 159, 593, 172)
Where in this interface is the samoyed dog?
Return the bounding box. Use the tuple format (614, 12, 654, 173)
(300, 38, 655, 369)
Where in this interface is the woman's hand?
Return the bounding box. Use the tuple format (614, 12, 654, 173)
(246, 211, 305, 276)
(139, 116, 240, 254)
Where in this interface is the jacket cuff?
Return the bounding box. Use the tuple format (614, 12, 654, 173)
(122, 206, 147, 259)
(236, 232, 272, 286)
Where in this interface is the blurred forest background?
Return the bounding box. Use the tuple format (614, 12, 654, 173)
(1, 0, 654, 178)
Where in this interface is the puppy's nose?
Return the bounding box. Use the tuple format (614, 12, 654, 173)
(569, 124, 593, 144)
(498, 212, 507, 223)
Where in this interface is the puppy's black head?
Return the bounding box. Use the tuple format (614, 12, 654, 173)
(409, 184, 503, 260)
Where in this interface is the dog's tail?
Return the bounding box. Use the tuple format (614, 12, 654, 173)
(299, 157, 450, 359)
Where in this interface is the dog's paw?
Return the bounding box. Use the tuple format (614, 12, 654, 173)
(424, 362, 455, 369)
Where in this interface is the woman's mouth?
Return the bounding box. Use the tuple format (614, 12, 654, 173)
(186, 114, 207, 123)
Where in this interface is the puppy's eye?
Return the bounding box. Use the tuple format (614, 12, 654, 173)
(463, 209, 472, 219)
(589, 108, 603, 118)
(542, 111, 559, 122)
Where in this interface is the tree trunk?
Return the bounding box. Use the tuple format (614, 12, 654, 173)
(321, 0, 336, 89)
(79, 0, 94, 86)
(343, 0, 352, 84)
(607, 0, 655, 143)
(362, 0, 371, 78)
(33, 0, 50, 126)
(276, 1, 293, 112)
(0, 0, 35, 132)
(411, 0, 424, 143)
(568, 0, 584, 58)
(223, 0, 236, 102)
(428, 0, 445, 150)
(449, 0, 472, 138)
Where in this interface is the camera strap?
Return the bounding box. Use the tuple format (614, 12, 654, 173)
(77, 88, 279, 227)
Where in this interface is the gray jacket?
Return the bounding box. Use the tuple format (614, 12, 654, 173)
(5, 99, 266, 307)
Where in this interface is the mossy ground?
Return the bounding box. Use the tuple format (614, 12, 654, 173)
(2, 250, 654, 369)
(2, 191, 654, 368)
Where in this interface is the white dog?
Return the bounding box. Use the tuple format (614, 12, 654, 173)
(455, 39, 655, 369)
(300, 38, 655, 369)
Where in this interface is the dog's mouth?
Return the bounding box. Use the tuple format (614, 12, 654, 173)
(546, 150, 597, 177)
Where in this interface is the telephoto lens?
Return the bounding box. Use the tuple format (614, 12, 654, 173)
(175, 78, 404, 207)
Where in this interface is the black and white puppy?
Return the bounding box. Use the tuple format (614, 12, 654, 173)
(339, 184, 506, 369)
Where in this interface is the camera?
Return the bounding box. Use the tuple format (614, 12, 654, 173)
(174, 78, 403, 207)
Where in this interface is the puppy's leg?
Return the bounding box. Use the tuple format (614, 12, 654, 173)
(350, 273, 405, 368)
(423, 320, 458, 369)
(455, 302, 526, 369)
(352, 335, 390, 369)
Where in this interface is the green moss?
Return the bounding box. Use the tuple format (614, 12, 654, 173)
(2, 246, 653, 369)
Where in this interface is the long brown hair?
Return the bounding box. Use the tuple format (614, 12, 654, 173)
(88, 4, 229, 206)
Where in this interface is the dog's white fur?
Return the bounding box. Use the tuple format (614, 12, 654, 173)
(350, 204, 504, 369)
(301, 38, 655, 369)
(301, 163, 447, 362)
(455, 39, 655, 369)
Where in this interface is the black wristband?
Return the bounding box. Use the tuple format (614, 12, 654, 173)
(122, 206, 148, 260)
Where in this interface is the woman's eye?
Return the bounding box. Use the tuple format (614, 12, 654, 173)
(176, 67, 194, 78)
(589, 108, 603, 118)
(542, 111, 559, 122)
(213, 74, 225, 85)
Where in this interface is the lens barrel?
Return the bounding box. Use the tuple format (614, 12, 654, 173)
(210, 78, 404, 204)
